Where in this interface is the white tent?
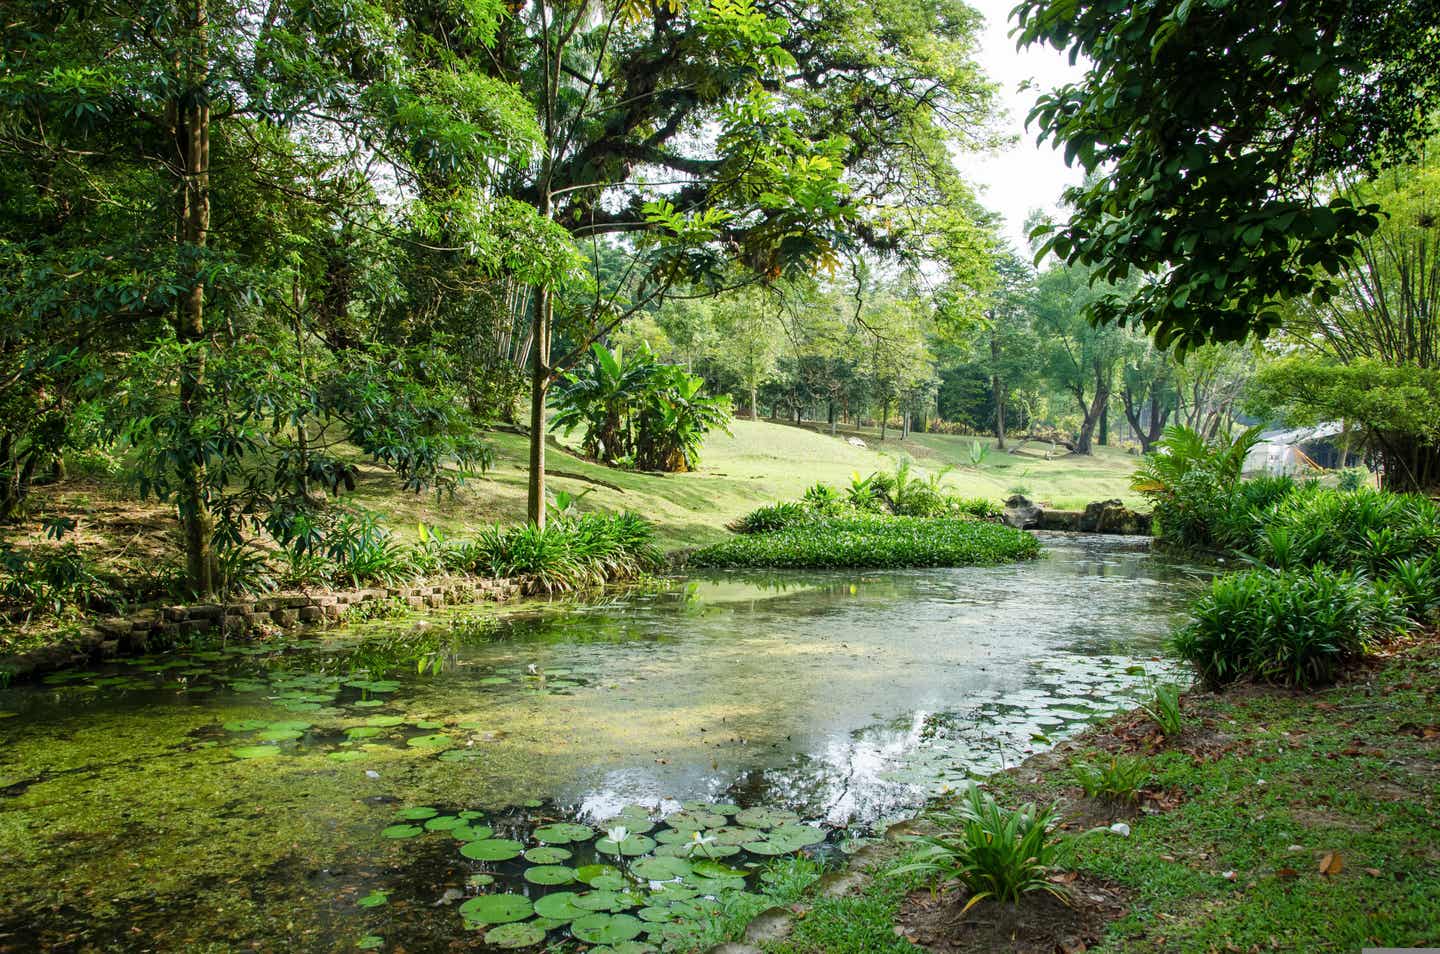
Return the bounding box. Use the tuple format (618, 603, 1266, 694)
(1242, 422, 1347, 477)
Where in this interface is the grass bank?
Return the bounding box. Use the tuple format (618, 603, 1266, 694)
(773, 632, 1440, 954)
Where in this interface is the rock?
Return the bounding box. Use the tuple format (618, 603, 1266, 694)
(1038, 509, 1080, 531)
(742, 907, 794, 944)
(846, 436, 867, 448)
(1002, 494, 1043, 529)
(1078, 499, 1152, 535)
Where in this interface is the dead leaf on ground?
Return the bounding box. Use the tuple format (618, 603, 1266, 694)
(1319, 852, 1343, 876)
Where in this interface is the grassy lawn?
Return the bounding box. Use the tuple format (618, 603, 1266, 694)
(774, 633, 1440, 953)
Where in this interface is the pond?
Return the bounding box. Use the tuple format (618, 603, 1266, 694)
(0, 533, 1210, 953)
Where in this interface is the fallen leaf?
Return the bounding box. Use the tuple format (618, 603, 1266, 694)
(1222, 870, 1237, 881)
(1364, 867, 1381, 877)
(1275, 868, 1299, 880)
(1319, 852, 1343, 876)
(1049, 871, 1079, 884)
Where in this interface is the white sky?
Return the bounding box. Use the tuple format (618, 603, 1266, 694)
(955, 0, 1088, 253)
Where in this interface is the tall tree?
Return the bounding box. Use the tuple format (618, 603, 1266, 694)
(1016, 0, 1440, 349)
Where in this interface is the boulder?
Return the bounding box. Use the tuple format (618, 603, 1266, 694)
(1038, 509, 1080, 531)
(1002, 494, 1043, 529)
(1078, 499, 1152, 535)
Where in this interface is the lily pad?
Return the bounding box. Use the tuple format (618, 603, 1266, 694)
(575, 863, 622, 885)
(355, 935, 384, 950)
(395, 806, 440, 820)
(365, 715, 406, 727)
(571, 913, 643, 945)
(533, 891, 587, 921)
(524, 846, 572, 864)
(663, 810, 726, 832)
(630, 856, 691, 881)
(595, 834, 656, 857)
(483, 922, 547, 949)
(533, 822, 594, 845)
(231, 745, 281, 760)
(381, 824, 424, 839)
(690, 860, 748, 879)
(734, 807, 799, 829)
(574, 890, 636, 912)
(327, 750, 369, 762)
(459, 838, 525, 861)
(222, 719, 269, 732)
(406, 733, 453, 749)
(458, 893, 532, 925)
(346, 726, 386, 740)
(450, 825, 495, 842)
(357, 889, 389, 908)
(467, 873, 496, 887)
(424, 815, 463, 831)
(523, 864, 577, 885)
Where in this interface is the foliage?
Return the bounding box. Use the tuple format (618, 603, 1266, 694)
(891, 786, 1071, 913)
(1132, 425, 1264, 549)
(463, 512, 662, 594)
(1139, 682, 1184, 738)
(1252, 486, 1440, 574)
(1378, 556, 1440, 625)
(1016, 0, 1440, 349)
(0, 543, 115, 618)
(731, 502, 814, 535)
(1071, 755, 1150, 804)
(1174, 566, 1405, 690)
(690, 515, 1040, 569)
(553, 343, 733, 473)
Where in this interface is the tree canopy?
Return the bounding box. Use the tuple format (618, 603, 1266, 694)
(1016, 0, 1440, 350)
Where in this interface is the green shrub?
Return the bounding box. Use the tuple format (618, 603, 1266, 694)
(691, 515, 1040, 569)
(950, 496, 1002, 519)
(463, 511, 660, 593)
(800, 482, 846, 515)
(0, 542, 114, 616)
(1378, 555, 1440, 624)
(1071, 755, 1150, 803)
(891, 786, 1070, 913)
(1133, 425, 1263, 550)
(731, 502, 812, 534)
(1255, 486, 1440, 573)
(1336, 467, 1367, 492)
(1139, 681, 1184, 737)
(1174, 565, 1405, 690)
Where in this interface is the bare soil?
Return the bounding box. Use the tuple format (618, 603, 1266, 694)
(895, 875, 1130, 954)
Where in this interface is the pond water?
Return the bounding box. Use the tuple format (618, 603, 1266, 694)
(0, 533, 1210, 953)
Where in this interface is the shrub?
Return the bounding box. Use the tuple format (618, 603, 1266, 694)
(1336, 467, 1367, 492)
(950, 496, 1002, 519)
(892, 786, 1071, 912)
(1256, 486, 1440, 573)
(691, 515, 1040, 569)
(1071, 755, 1150, 803)
(0, 542, 114, 616)
(1174, 565, 1405, 690)
(1133, 425, 1263, 550)
(1378, 555, 1440, 625)
(462, 511, 660, 593)
(731, 502, 812, 534)
(800, 482, 846, 515)
(1139, 681, 1184, 737)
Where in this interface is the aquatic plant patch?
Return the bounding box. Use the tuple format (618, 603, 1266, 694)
(690, 516, 1041, 569)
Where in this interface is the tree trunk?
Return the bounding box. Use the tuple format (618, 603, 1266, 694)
(992, 373, 1007, 450)
(1098, 402, 1109, 446)
(749, 383, 758, 421)
(879, 401, 889, 440)
(1074, 387, 1108, 455)
(176, 0, 216, 596)
(526, 285, 552, 527)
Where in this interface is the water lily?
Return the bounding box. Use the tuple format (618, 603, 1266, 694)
(686, 829, 716, 856)
(606, 825, 629, 844)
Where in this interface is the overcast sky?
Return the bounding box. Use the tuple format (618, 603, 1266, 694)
(955, 0, 1088, 254)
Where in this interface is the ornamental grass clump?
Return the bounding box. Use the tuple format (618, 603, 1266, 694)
(1174, 565, 1405, 690)
(892, 786, 1071, 913)
(1071, 755, 1150, 803)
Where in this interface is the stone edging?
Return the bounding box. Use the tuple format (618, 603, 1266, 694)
(0, 575, 521, 683)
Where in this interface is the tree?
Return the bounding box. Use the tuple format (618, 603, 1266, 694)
(1119, 339, 1176, 455)
(980, 251, 1038, 449)
(477, 0, 999, 525)
(0, 0, 532, 593)
(712, 287, 785, 421)
(1016, 0, 1440, 349)
(1032, 264, 1128, 454)
(1248, 154, 1440, 491)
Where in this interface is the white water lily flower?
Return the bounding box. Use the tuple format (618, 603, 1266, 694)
(606, 825, 629, 844)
